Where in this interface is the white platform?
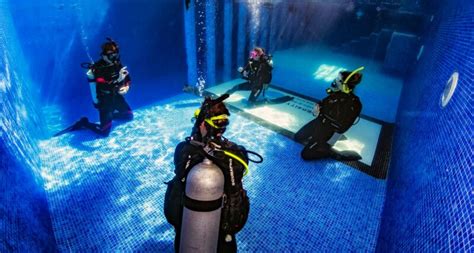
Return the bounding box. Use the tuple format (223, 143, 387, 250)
(206, 79, 381, 166)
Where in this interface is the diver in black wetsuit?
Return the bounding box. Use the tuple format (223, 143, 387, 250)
(164, 95, 254, 253)
(55, 38, 133, 137)
(295, 68, 364, 161)
(225, 47, 273, 104)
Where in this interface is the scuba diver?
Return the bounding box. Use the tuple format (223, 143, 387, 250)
(54, 38, 133, 137)
(295, 67, 364, 161)
(164, 94, 261, 252)
(225, 47, 277, 105)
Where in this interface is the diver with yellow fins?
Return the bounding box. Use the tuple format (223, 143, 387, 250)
(295, 67, 364, 161)
(164, 94, 262, 253)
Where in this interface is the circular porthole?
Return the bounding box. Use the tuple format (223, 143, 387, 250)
(440, 71, 459, 108)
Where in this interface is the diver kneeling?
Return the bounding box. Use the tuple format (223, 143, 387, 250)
(225, 47, 273, 105)
(53, 38, 133, 137)
(295, 68, 364, 161)
(164, 94, 260, 253)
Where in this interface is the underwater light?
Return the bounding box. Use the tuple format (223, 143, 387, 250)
(313, 64, 346, 82)
(440, 71, 459, 108)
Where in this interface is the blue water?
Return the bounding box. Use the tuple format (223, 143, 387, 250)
(1, 0, 473, 252)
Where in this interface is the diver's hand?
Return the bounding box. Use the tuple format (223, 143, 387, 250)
(117, 66, 129, 83)
(238, 67, 244, 73)
(118, 82, 130, 95)
(241, 70, 249, 79)
(312, 104, 320, 117)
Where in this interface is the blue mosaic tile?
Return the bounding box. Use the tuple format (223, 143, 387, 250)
(39, 94, 386, 252)
(377, 1, 474, 252)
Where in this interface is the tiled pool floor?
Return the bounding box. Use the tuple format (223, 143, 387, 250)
(39, 93, 387, 252)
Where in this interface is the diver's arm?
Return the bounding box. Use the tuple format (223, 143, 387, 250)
(316, 95, 332, 116)
(173, 142, 187, 176)
(239, 62, 252, 79)
(173, 142, 202, 178)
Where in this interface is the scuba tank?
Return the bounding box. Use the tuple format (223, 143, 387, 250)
(180, 158, 224, 253)
(86, 68, 99, 105)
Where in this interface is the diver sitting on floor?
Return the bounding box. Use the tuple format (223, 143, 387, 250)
(295, 67, 364, 161)
(225, 47, 273, 104)
(54, 38, 133, 137)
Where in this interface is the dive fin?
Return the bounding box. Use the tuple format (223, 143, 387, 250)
(52, 117, 89, 137)
(53, 125, 76, 137)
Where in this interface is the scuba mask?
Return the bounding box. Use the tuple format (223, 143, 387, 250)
(105, 52, 120, 62)
(192, 94, 230, 137)
(250, 48, 264, 60)
(250, 50, 259, 60)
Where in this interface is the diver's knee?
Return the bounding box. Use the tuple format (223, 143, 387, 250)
(99, 130, 110, 137)
(99, 123, 112, 137)
(126, 111, 134, 121)
(294, 132, 304, 142)
(301, 152, 310, 160)
(300, 148, 312, 161)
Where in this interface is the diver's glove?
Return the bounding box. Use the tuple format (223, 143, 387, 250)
(238, 67, 249, 79)
(116, 66, 129, 83)
(118, 81, 130, 95)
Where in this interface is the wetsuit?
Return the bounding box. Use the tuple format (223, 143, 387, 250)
(165, 137, 249, 253)
(226, 55, 273, 103)
(85, 59, 133, 136)
(295, 91, 362, 160)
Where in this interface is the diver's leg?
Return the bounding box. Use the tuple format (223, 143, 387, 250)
(262, 83, 269, 98)
(225, 82, 252, 94)
(248, 81, 263, 103)
(294, 118, 319, 144)
(113, 95, 133, 121)
(301, 141, 332, 160)
(81, 95, 113, 137)
(300, 122, 335, 160)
